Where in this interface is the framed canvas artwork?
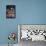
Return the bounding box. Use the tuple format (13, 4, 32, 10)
(6, 5, 16, 19)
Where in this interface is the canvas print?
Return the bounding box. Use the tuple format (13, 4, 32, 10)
(6, 5, 16, 18)
(18, 25, 46, 41)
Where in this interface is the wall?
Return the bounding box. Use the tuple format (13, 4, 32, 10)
(0, 0, 46, 44)
(16, 0, 46, 24)
(0, 0, 18, 44)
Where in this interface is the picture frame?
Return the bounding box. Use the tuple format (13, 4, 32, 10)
(6, 5, 16, 19)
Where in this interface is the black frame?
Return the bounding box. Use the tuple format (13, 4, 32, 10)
(6, 5, 16, 19)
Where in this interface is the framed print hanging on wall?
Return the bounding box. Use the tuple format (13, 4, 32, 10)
(6, 5, 16, 19)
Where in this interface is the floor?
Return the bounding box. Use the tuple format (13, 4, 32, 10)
(0, 40, 46, 46)
(19, 39, 46, 46)
(0, 44, 18, 46)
